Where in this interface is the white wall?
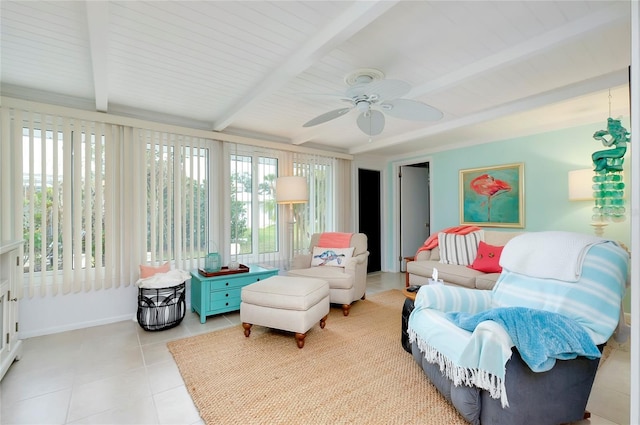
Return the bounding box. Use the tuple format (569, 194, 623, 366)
(629, 2, 639, 423)
(18, 282, 191, 338)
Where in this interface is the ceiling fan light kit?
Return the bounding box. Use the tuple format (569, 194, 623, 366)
(344, 68, 385, 86)
(303, 68, 443, 137)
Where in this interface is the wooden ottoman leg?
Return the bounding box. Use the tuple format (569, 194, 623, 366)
(295, 332, 306, 349)
(342, 304, 351, 316)
(242, 322, 252, 337)
(319, 314, 328, 329)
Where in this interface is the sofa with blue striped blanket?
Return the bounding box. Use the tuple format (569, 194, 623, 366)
(408, 232, 629, 425)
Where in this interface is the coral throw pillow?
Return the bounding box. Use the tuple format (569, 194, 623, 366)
(469, 241, 504, 273)
(139, 262, 170, 278)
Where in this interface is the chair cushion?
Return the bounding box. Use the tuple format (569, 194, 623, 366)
(287, 267, 353, 289)
(407, 260, 483, 289)
(474, 273, 501, 290)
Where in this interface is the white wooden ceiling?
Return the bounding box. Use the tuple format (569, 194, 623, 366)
(1, 1, 631, 157)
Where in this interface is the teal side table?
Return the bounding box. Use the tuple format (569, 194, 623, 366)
(190, 265, 279, 323)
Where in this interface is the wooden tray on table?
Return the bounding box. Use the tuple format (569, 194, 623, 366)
(198, 264, 250, 277)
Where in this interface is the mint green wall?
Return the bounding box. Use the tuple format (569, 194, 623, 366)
(431, 120, 631, 245)
(387, 119, 632, 311)
(388, 118, 632, 263)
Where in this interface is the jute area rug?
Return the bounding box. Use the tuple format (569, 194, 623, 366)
(167, 289, 467, 425)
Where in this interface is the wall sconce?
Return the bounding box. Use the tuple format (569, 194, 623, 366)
(568, 168, 607, 237)
(568, 169, 595, 201)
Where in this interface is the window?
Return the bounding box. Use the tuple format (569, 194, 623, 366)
(22, 124, 105, 274)
(228, 147, 337, 268)
(5, 105, 348, 297)
(18, 114, 214, 293)
(141, 131, 210, 270)
(19, 116, 116, 294)
(230, 153, 278, 258)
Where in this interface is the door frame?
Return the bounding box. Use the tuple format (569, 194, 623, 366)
(391, 155, 434, 272)
(399, 163, 430, 271)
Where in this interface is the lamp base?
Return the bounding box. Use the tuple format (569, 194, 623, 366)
(590, 221, 608, 237)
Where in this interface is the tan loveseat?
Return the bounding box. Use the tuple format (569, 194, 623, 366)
(406, 230, 522, 290)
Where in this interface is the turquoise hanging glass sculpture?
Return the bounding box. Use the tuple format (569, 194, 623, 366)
(591, 117, 630, 223)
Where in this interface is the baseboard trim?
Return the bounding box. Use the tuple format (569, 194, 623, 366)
(19, 313, 135, 339)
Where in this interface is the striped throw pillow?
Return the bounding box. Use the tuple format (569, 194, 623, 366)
(438, 231, 484, 266)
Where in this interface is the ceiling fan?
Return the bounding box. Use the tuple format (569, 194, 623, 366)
(302, 69, 443, 137)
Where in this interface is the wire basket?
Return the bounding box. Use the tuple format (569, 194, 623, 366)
(137, 282, 186, 331)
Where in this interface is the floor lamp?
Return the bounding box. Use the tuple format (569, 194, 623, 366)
(275, 176, 308, 268)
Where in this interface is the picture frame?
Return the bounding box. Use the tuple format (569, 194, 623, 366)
(459, 163, 524, 228)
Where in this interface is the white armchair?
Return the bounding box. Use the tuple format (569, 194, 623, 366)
(287, 233, 369, 316)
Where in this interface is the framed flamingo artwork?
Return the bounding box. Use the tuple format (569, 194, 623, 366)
(459, 163, 524, 228)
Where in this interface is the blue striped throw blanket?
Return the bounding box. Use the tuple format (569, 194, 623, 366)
(446, 307, 601, 373)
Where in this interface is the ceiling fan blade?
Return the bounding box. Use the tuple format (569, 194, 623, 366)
(302, 107, 351, 127)
(357, 109, 385, 136)
(346, 79, 411, 101)
(380, 99, 444, 121)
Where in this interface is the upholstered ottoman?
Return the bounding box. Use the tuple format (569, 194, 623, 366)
(240, 276, 329, 348)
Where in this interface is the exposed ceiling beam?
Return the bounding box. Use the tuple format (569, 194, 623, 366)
(349, 68, 630, 155)
(85, 0, 110, 112)
(291, 3, 629, 147)
(212, 0, 399, 132)
(409, 2, 630, 98)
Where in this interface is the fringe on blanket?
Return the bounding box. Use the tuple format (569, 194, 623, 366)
(409, 329, 509, 408)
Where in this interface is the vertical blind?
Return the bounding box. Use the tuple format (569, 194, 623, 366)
(135, 129, 215, 273)
(10, 110, 125, 296)
(2, 104, 350, 298)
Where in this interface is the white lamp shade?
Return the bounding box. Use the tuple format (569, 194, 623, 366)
(568, 168, 594, 201)
(276, 176, 308, 204)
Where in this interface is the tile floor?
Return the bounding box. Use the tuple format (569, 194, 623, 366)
(0, 272, 631, 424)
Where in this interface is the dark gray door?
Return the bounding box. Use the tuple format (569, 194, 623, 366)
(358, 168, 381, 273)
